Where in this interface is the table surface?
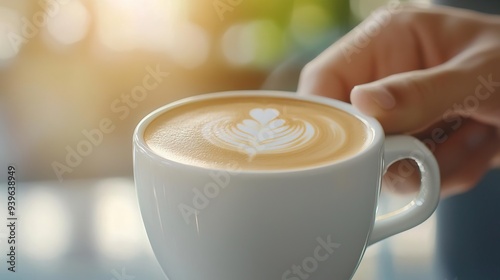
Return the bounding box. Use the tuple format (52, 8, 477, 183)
(0, 178, 441, 280)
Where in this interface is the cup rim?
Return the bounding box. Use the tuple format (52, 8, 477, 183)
(133, 90, 384, 174)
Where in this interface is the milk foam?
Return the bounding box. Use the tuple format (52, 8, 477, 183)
(144, 96, 370, 170)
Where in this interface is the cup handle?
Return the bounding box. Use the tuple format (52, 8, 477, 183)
(367, 135, 440, 245)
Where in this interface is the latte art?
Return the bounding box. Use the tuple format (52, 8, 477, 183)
(144, 96, 371, 170)
(202, 108, 317, 158)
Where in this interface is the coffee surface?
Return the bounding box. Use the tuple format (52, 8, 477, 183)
(144, 96, 371, 170)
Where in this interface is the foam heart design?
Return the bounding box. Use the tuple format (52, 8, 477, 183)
(202, 107, 319, 159)
(249, 108, 280, 125)
(237, 122, 259, 136)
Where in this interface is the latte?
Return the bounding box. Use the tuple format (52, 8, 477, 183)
(144, 95, 372, 170)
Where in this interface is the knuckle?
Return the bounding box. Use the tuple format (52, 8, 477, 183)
(390, 5, 429, 28)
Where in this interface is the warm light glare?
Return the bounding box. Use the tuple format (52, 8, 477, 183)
(94, 178, 145, 260)
(45, 0, 90, 46)
(168, 22, 211, 69)
(22, 187, 71, 260)
(0, 7, 21, 61)
(94, 0, 180, 52)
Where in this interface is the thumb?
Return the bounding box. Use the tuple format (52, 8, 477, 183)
(350, 66, 500, 133)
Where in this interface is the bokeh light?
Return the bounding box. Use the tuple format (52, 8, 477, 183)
(249, 19, 286, 68)
(45, 0, 90, 46)
(222, 19, 285, 68)
(0, 7, 21, 61)
(168, 22, 211, 69)
(93, 178, 145, 260)
(289, 3, 333, 47)
(93, 0, 179, 52)
(350, 0, 393, 19)
(22, 186, 72, 260)
(222, 23, 256, 66)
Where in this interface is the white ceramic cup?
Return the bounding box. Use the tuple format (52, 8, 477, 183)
(134, 91, 440, 280)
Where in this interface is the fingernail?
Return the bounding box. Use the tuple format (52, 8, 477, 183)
(366, 87, 396, 110)
(351, 86, 396, 116)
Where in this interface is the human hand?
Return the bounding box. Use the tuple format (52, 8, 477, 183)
(298, 4, 500, 197)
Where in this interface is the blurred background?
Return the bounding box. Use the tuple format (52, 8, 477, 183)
(0, 0, 428, 181)
(0, 0, 465, 279)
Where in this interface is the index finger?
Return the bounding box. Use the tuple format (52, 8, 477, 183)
(297, 4, 430, 100)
